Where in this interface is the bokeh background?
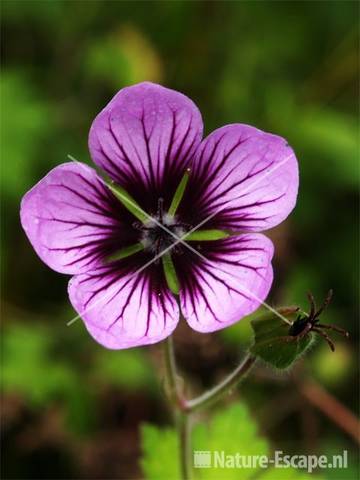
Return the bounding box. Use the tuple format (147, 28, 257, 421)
(1, 1, 359, 479)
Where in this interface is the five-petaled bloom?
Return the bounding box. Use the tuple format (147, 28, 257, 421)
(20, 82, 298, 349)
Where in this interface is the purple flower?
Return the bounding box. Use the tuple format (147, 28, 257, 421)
(20, 82, 298, 349)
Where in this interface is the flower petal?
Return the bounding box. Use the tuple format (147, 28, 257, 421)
(189, 124, 298, 232)
(88, 82, 203, 196)
(68, 267, 179, 349)
(179, 234, 274, 332)
(20, 162, 134, 275)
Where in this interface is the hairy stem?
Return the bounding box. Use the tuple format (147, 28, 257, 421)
(163, 336, 192, 479)
(163, 335, 179, 404)
(186, 354, 256, 412)
(162, 337, 256, 480)
(178, 412, 192, 480)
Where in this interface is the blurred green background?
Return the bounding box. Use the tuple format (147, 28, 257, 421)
(1, 1, 359, 479)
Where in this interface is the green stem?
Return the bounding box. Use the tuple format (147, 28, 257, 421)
(163, 336, 192, 479)
(186, 354, 256, 412)
(178, 412, 192, 480)
(162, 337, 256, 480)
(163, 335, 180, 404)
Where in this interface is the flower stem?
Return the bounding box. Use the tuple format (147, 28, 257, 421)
(163, 335, 180, 404)
(163, 336, 192, 479)
(162, 337, 256, 480)
(178, 412, 192, 480)
(186, 354, 256, 412)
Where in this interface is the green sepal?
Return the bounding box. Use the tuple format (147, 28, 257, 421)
(250, 307, 314, 369)
(168, 170, 190, 217)
(107, 182, 148, 223)
(162, 253, 180, 295)
(185, 229, 229, 241)
(105, 243, 144, 263)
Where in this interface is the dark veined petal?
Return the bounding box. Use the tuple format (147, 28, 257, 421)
(20, 162, 135, 275)
(68, 267, 179, 349)
(88, 82, 203, 195)
(178, 234, 274, 332)
(188, 124, 298, 232)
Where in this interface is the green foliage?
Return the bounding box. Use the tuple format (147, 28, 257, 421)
(3, 321, 157, 402)
(193, 403, 268, 480)
(267, 94, 359, 189)
(259, 468, 313, 480)
(220, 309, 264, 347)
(2, 321, 157, 434)
(2, 323, 76, 405)
(311, 343, 353, 387)
(1, 71, 53, 199)
(141, 403, 316, 479)
(94, 348, 157, 392)
(84, 27, 162, 87)
(321, 442, 359, 480)
(141, 424, 180, 479)
(295, 108, 359, 188)
(250, 310, 314, 369)
(2, 1, 358, 477)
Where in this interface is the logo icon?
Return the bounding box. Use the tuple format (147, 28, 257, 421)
(193, 451, 212, 468)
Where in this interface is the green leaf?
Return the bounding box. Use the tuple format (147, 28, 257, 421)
(193, 403, 269, 479)
(186, 230, 230, 241)
(250, 309, 314, 369)
(162, 253, 180, 295)
(141, 424, 180, 479)
(141, 403, 316, 479)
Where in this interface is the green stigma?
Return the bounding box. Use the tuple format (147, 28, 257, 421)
(168, 169, 190, 217)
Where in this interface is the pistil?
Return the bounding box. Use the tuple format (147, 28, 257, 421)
(105, 171, 230, 297)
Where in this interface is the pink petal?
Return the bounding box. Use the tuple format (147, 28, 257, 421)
(68, 268, 179, 349)
(20, 162, 126, 274)
(179, 234, 274, 332)
(89, 82, 203, 191)
(191, 124, 299, 232)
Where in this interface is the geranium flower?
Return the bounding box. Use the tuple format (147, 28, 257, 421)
(20, 82, 298, 349)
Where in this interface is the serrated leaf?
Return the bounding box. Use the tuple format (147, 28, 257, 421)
(141, 424, 180, 479)
(141, 403, 316, 479)
(250, 311, 314, 369)
(193, 403, 269, 480)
